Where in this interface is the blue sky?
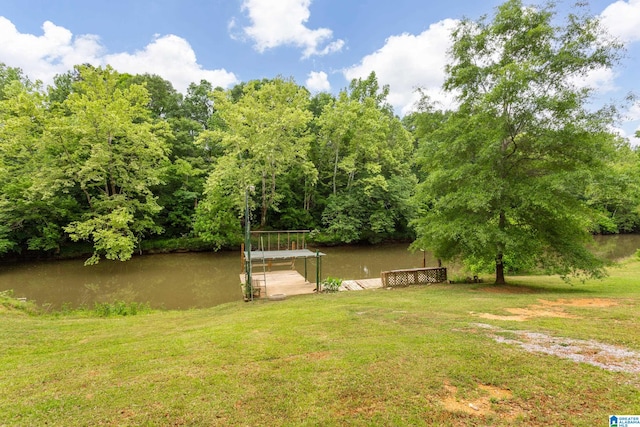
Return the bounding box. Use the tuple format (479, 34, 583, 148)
(1, 0, 639, 142)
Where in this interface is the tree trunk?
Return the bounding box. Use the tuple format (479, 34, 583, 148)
(495, 252, 506, 285)
(261, 172, 267, 227)
(271, 169, 276, 212)
(495, 211, 506, 285)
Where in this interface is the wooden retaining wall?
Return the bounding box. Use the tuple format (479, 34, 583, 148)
(381, 267, 447, 287)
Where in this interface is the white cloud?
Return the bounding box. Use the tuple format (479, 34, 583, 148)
(0, 17, 238, 93)
(0, 17, 103, 82)
(600, 0, 640, 43)
(105, 35, 237, 92)
(628, 102, 640, 121)
(239, 0, 344, 58)
(343, 19, 458, 115)
(571, 67, 618, 94)
(305, 71, 331, 93)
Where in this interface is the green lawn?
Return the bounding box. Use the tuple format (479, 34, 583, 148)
(1, 260, 639, 426)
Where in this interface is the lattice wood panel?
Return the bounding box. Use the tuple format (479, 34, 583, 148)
(381, 267, 447, 287)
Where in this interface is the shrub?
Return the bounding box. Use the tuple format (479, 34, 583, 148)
(93, 301, 150, 317)
(321, 277, 343, 293)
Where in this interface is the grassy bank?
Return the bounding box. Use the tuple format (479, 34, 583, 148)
(1, 261, 639, 426)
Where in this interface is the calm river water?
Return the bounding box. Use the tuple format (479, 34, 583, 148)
(1, 235, 638, 310)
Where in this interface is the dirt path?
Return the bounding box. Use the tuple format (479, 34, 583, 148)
(473, 323, 640, 374)
(472, 298, 619, 321)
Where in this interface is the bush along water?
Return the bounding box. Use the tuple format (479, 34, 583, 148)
(321, 277, 343, 293)
(1, 290, 151, 317)
(92, 301, 151, 317)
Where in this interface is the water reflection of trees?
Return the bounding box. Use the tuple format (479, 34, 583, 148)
(591, 235, 640, 261)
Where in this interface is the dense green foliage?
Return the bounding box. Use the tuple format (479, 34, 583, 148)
(0, 1, 639, 280)
(0, 65, 421, 262)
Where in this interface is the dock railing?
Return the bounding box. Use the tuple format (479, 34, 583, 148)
(241, 230, 311, 273)
(381, 267, 447, 287)
(250, 230, 310, 251)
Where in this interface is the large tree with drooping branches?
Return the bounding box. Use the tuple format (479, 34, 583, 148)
(412, 0, 624, 284)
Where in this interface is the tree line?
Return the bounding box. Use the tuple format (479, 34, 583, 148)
(1, 0, 639, 282)
(0, 65, 419, 263)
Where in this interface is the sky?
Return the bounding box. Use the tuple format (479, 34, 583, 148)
(1, 0, 639, 143)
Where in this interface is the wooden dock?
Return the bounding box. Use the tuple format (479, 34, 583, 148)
(339, 278, 383, 291)
(240, 270, 317, 299)
(240, 271, 385, 300)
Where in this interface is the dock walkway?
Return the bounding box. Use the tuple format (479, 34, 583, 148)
(240, 272, 384, 299)
(339, 278, 383, 291)
(240, 271, 317, 299)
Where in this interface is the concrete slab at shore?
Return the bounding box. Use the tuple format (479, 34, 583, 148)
(240, 271, 317, 299)
(240, 272, 383, 299)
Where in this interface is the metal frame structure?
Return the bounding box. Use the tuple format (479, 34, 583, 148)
(242, 229, 325, 300)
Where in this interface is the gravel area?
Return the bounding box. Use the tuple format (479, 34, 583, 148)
(473, 323, 640, 374)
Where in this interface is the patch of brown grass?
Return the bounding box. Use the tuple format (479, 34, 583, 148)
(472, 298, 619, 321)
(441, 381, 522, 419)
(537, 298, 618, 308)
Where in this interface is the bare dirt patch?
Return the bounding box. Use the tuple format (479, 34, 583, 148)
(472, 298, 619, 321)
(442, 381, 520, 418)
(475, 307, 577, 322)
(474, 323, 640, 374)
(537, 298, 619, 308)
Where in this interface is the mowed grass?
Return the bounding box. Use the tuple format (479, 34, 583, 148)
(1, 260, 639, 426)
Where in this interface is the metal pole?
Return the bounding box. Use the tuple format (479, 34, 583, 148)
(245, 188, 252, 301)
(316, 250, 320, 292)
